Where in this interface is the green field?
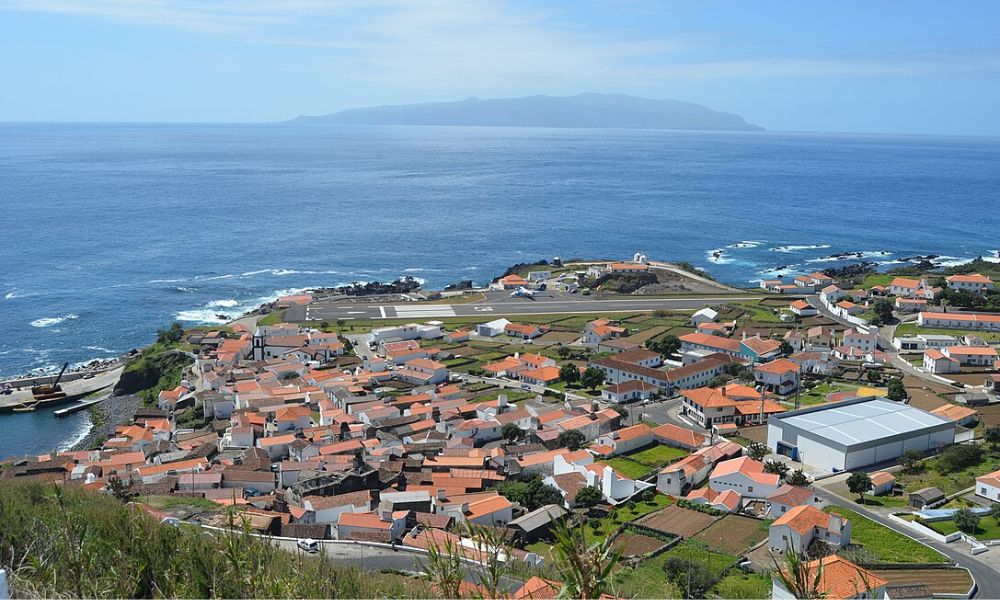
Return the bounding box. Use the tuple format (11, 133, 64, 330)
(924, 515, 1000, 541)
(824, 506, 948, 563)
(894, 447, 1000, 496)
(605, 444, 688, 479)
(861, 274, 896, 289)
(795, 381, 856, 406)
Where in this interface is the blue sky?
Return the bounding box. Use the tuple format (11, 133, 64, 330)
(1, 1, 998, 134)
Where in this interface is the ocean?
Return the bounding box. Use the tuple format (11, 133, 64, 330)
(1, 123, 999, 456)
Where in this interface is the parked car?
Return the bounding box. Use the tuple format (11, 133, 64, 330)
(297, 538, 319, 554)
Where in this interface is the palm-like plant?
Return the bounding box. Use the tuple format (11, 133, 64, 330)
(550, 517, 621, 599)
(771, 546, 826, 599)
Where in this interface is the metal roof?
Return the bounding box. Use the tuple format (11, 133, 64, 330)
(776, 398, 950, 447)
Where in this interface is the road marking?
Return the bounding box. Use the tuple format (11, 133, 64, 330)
(473, 306, 494, 312)
(392, 305, 456, 318)
(379, 306, 386, 318)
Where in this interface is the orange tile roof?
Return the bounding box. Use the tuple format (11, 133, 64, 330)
(710, 456, 780, 486)
(679, 332, 741, 353)
(614, 423, 653, 442)
(947, 273, 993, 284)
(520, 366, 561, 382)
(930, 404, 978, 422)
(755, 358, 799, 375)
(772, 504, 835, 535)
(651, 423, 705, 448)
(513, 577, 561, 599)
(788, 556, 887, 599)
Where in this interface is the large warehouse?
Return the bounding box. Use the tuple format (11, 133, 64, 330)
(767, 397, 955, 472)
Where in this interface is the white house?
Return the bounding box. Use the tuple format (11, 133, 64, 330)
(768, 505, 851, 552)
(548, 454, 653, 506)
(943, 345, 998, 367)
(337, 510, 407, 542)
(766, 484, 822, 518)
(946, 273, 994, 294)
(601, 380, 658, 404)
(709, 456, 781, 499)
(371, 322, 443, 345)
(789, 300, 818, 317)
(976, 469, 1000, 502)
(754, 358, 800, 395)
(303, 491, 372, 524)
(923, 349, 960, 374)
(842, 328, 878, 353)
(918, 311, 1000, 332)
(594, 423, 654, 456)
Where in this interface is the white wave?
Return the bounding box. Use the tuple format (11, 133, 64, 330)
(727, 240, 766, 249)
(174, 286, 198, 293)
(463, 266, 479, 271)
(769, 244, 832, 253)
(240, 269, 274, 277)
(83, 346, 116, 354)
(31, 314, 78, 328)
(198, 274, 236, 281)
(175, 309, 232, 324)
(706, 248, 732, 264)
(804, 251, 892, 264)
(57, 412, 95, 451)
(983, 251, 1000, 264)
(207, 299, 239, 308)
(931, 256, 975, 268)
(403, 268, 425, 273)
(5, 291, 18, 299)
(149, 278, 188, 284)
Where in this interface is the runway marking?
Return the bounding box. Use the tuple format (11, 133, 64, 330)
(392, 305, 456, 318)
(379, 306, 387, 318)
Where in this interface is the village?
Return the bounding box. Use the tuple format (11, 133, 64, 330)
(4, 256, 1000, 599)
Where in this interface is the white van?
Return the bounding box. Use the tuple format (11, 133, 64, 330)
(296, 538, 319, 554)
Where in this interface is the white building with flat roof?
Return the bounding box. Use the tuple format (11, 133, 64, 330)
(767, 397, 955, 472)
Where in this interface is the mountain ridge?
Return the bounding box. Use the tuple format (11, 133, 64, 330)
(290, 92, 763, 132)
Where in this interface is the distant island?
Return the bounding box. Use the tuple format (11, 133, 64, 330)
(289, 92, 764, 132)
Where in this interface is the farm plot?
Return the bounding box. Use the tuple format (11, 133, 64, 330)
(635, 505, 718, 538)
(691, 514, 769, 556)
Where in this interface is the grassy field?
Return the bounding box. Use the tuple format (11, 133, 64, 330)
(139, 494, 222, 511)
(894, 447, 1000, 496)
(823, 506, 948, 563)
(691, 514, 770, 555)
(861, 273, 896, 289)
(733, 301, 785, 323)
(925, 515, 1000, 540)
(712, 572, 774, 599)
(611, 539, 739, 599)
(605, 444, 689, 479)
(605, 458, 653, 479)
(795, 381, 856, 405)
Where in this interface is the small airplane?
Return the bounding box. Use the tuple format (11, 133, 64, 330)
(510, 287, 536, 298)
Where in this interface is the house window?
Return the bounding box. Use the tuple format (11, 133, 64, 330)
(748, 486, 754, 493)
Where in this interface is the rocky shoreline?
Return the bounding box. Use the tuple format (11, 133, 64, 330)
(71, 393, 142, 451)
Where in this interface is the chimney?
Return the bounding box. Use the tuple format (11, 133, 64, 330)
(498, 394, 508, 409)
(460, 502, 469, 514)
(742, 332, 747, 340)
(514, 352, 520, 359)
(591, 400, 599, 413)
(721, 386, 727, 397)
(381, 508, 393, 522)
(828, 512, 843, 532)
(437, 488, 447, 501)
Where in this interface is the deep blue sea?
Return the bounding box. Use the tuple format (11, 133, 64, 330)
(2, 123, 999, 455)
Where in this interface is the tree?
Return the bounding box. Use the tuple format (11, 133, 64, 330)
(106, 474, 136, 502)
(954, 508, 981, 534)
(786, 469, 809, 487)
(900, 449, 924, 474)
(846, 471, 873, 504)
(707, 375, 730, 388)
(646, 335, 680, 357)
(556, 345, 572, 359)
(779, 340, 795, 356)
(641, 488, 657, 503)
(559, 363, 580, 384)
(495, 477, 563, 510)
(984, 427, 1000, 450)
(557, 429, 586, 451)
(550, 516, 621, 599)
(990, 502, 1000, 520)
(663, 557, 720, 599)
(886, 378, 906, 402)
(746, 442, 768, 462)
(581, 367, 606, 391)
(764, 460, 790, 477)
(609, 403, 628, 419)
(501, 422, 522, 442)
(156, 322, 184, 344)
(938, 444, 983, 473)
(870, 299, 895, 326)
(574, 485, 603, 508)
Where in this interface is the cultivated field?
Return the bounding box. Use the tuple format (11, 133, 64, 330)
(612, 531, 670, 558)
(635, 505, 718, 538)
(691, 514, 770, 555)
(871, 568, 974, 595)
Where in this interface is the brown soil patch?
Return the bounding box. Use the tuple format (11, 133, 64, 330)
(635, 505, 718, 538)
(691, 514, 769, 555)
(535, 331, 580, 343)
(870, 568, 973, 595)
(612, 532, 669, 558)
(622, 326, 669, 345)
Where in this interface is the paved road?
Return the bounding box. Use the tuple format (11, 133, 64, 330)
(0, 366, 122, 410)
(812, 486, 996, 598)
(304, 294, 765, 322)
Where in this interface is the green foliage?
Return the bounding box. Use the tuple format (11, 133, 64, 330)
(501, 422, 523, 442)
(869, 299, 895, 325)
(549, 516, 621, 599)
(746, 442, 768, 461)
(954, 508, 981, 533)
(156, 322, 185, 344)
(646, 334, 680, 356)
(937, 444, 984, 473)
(984, 427, 1000, 450)
(0, 482, 431, 599)
(494, 477, 564, 511)
(764, 460, 790, 477)
(786, 469, 809, 487)
(662, 556, 720, 599)
(581, 367, 606, 390)
(559, 362, 580, 384)
(900, 449, 925, 474)
(779, 340, 795, 356)
(574, 485, 603, 508)
(674, 262, 716, 281)
(675, 499, 727, 517)
(847, 471, 873, 502)
(557, 429, 586, 451)
(886, 378, 906, 401)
